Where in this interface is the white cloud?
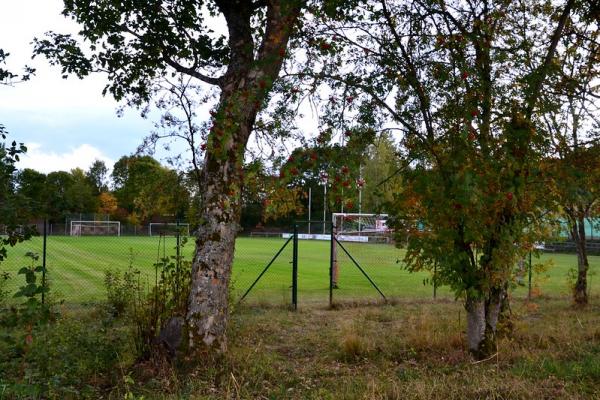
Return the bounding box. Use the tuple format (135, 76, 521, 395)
(17, 143, 114, 174)
(0, 0, 120, 112)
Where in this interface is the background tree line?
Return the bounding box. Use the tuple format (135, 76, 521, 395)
(12, 156, 189, 226)
(8, 137, 401, 230)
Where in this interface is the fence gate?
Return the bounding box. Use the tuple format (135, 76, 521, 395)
(236, 220, 388, 308)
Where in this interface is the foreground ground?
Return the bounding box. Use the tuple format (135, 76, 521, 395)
(2, 237, 599, 398)
(1, 296, 599, 399)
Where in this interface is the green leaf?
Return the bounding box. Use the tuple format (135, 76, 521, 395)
(26, 297, 39, 306)
(36, 286, 49, 294)
(25, 271, 36, 284)
(22, 283, 39, 297)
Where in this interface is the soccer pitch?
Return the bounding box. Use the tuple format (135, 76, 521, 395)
(1, 236, 598, 306)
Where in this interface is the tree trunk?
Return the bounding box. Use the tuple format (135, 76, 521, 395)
(186, 1, 301, 353)
(465, 294, 486, 357)
(497, 282, 513, 337)
(186, 153, 242, 352)
(465, 288, 504, 360)
(572, 215, 589, 305)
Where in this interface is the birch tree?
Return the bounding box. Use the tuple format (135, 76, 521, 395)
(34, 0, 304, 353)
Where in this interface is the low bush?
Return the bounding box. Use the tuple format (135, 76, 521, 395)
(1, 251, 58, 328)
(104, 238, 191, 360)
(104, 265, 139, 317)
(0, 270, 10, 309)
(0, 309, 133, 399)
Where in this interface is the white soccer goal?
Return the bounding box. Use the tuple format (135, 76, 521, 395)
(330, 213, 392, 288)
(70, 220, 121, 236)
(148, 223, 190, 237)
(332, 213, 390, 241)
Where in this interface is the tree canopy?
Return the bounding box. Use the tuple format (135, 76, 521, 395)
(276, 0, 580, 358)
(0, 128, 34, 263)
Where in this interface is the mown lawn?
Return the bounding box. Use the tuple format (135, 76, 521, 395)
(1, 236, 598, 306)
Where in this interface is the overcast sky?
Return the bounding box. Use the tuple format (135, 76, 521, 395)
(0, 0, 159, 174)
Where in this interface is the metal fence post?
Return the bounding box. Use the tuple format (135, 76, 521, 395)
(176, 219, 181, 301)
(42, 218, 47, 305)
(176, 220, 181, 257)
(292, 224, 298, 310)
(329, 223, 334, 307)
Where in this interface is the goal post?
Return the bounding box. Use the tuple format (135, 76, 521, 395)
(331, 213, 390, 288)
(331, 213, 390, 239)
(148, 223, 190, 237)
(70, 220, 121, 236)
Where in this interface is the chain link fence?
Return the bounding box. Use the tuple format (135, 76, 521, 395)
(1, 222, 300, 310)
(332, 239, 451, 304)
(2, 230, 185, 308)
(4, 220, 591, 311)
(0, 222, 444, 310)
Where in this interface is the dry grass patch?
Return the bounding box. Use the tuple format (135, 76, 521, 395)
(118, 297, 600, 399)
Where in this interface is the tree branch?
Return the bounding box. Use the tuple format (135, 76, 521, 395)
(525, 0, 575, 118)
(163, 56, 222, 86)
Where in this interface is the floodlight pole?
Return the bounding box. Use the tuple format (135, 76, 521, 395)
(358, 164, 363, 234)
(323, 183, 327, 234)
(308, 187, 312, 234)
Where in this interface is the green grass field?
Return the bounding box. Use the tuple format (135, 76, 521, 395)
(1, 235, 598, 306)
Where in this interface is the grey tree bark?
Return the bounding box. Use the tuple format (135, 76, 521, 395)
(465, 295, 486, 355)
(465, 287, 506, 359)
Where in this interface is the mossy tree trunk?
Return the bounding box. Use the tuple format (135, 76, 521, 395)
(186, 1, 302, 353)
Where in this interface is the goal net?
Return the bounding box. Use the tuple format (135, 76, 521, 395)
(331, 213, 391, 289)
(70, 221, 121, 236)
(332, 213, 390, 242)
(148, 223, 190, 237)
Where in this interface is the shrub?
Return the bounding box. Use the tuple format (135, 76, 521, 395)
(132, 238, 191, 358)
(104, 239, 192, 359)
(1, 252, 57, 327)
(0, 313, 132, 399)
(104, 266, 139, 317)
(0, 270, 10, 309)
